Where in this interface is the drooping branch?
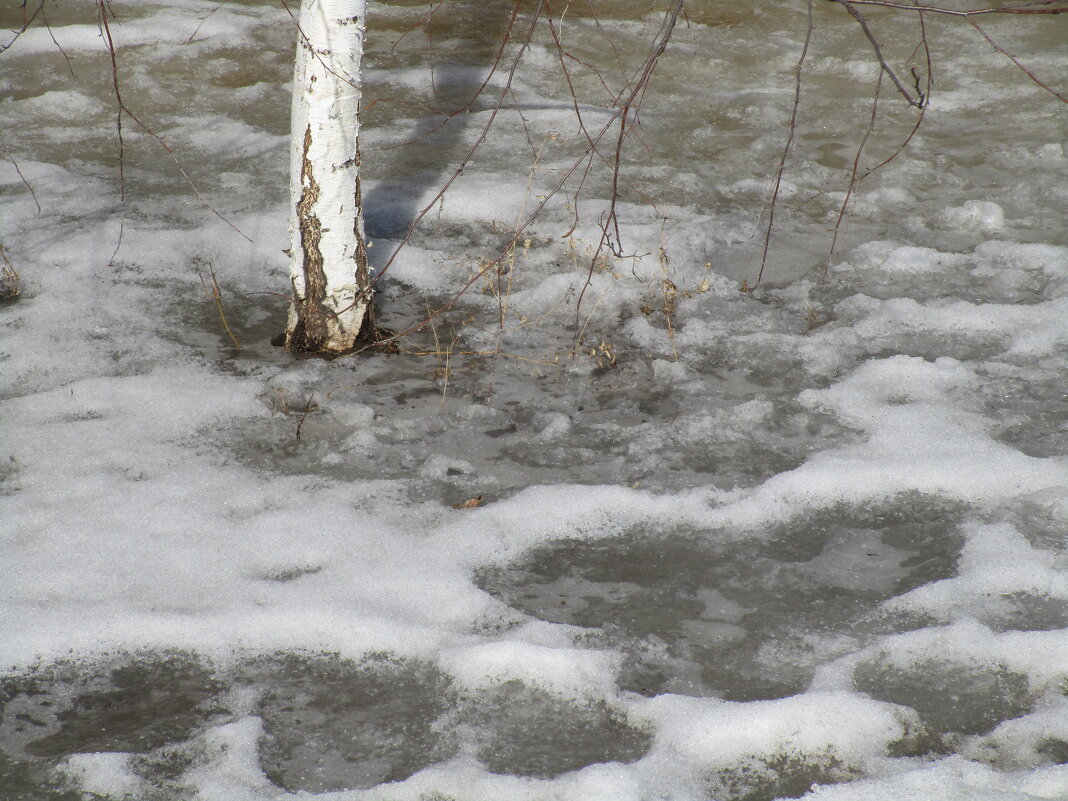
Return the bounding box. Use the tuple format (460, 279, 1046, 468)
(849, 2, 933, 190)
(828, 0, 1068, 103)
(6, 156, 41, 214)
(756, 0, 816, 288)
(827, 72, 885, 271)
(757, 0, 1063, 287)
(574, 102, 629, 342)
(94, 0, 250, 262)
(826, 0, 925, 106)
(965, 14, 1068, 101)
(372, 0, 542, 288)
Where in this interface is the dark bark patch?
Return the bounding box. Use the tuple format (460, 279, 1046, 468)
(287, 125, 332, 352)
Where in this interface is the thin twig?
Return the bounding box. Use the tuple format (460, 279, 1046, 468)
(7, 157, 41, 214)
(831, 0, 1066, 102)
(574, 103, 628, 348)
(187, 0, 230, 43)
(399, 348, 557, 366)
(368, 0, 686, 350)
(294, 397, 318, 440)
(0, 243, 19, 302)
(97, 0, 127, 262)
(197, 261, 243, 349)
(372, 0, 538, 284)
(831, 0, 1068, 16)
(966, 14, 1068, 102)
(0, 0, 44, 54)
(389, 0, 445, 54)
(827, 73, 885, 273)
(41, 4, 76, 77)
(95, 0, 251, 264)
(757, 0, 815, 288)
(853, 0, 932, 180)
(543, 0, 656, 237)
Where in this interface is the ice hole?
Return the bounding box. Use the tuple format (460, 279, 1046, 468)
(853, 657, 1035, 738)
(241, 653, 454, 793)
(477, 495, 966, 701)
(459, 680, 651, 779)
(1, 653, 225, 760)
(707, 748, 859, 801)
(0, 652, 226, 798)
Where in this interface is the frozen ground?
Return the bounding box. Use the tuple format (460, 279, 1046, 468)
(1, 1, 1067, 799)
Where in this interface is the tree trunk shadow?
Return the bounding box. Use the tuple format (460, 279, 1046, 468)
(362, 2, 521, 251)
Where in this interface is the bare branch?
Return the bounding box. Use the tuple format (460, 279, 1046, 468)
(855, 1, 932, 180)
(756, 0, 816, 288)
(40, 4, 76, 77)
(827, 0, 925, 106)
(966, 14, 1068, 101)
(574, 103, 628, 347)
(0, 0, 44, 54)
(186, 1, 231, 43)
(368, 0, 686, 349)
(830, 0, 1068, 16)
(6, 156, 41, 214)
(95, 0, 251, 262)
(196, 259, 243, 349)
(382, 0, 525, 149)
(371, 0, 542, 288)
(831, 0, 1067, 103)
(827, 73, 885, 272)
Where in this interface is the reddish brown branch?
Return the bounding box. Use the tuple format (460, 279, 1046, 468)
(757, 0, 816, 288)
(966, 15, 1068, 101)
(366, 1, 685, 352)
(296, 0, 681, 348)
(827, 0, 925, 106)
(186, 1, 231, 43)
(831, 0, 1068, 15)
(371, 0, 544, 288)
(95, 0, 250, 263)
(383, 1, 525, 150)
(827, 74, 885, 273)
(39, 5, 76, 77)
(856, 2, 932, 180)
(832, 0, 1066, 102)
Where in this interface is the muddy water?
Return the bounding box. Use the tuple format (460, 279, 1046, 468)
(2, 1, 1067, 799)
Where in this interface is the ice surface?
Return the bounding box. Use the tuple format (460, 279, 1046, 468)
(2, 1, 1067, 799)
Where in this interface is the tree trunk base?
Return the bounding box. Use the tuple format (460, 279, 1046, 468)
(272, 305, 395, 359)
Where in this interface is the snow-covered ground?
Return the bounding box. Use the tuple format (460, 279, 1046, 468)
(2, 1, 1067, 799)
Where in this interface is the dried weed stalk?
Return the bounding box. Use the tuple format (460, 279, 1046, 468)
(270, 387, 320, 441)
(0, 246, 20, 302)
(195, 257, 242, 350)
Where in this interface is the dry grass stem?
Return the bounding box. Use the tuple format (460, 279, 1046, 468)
(196, 259, 242, 349)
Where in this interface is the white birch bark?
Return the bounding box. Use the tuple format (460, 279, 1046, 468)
(284, 0, 371, 353)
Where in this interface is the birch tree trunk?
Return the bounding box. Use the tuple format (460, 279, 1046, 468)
(284, 0, 372, 354)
